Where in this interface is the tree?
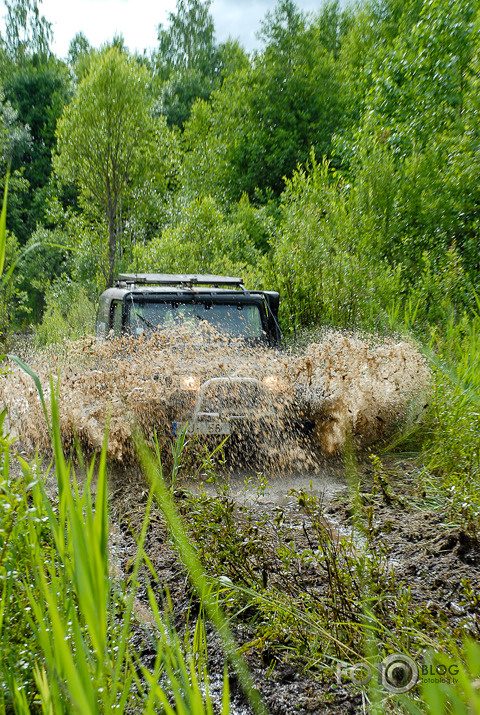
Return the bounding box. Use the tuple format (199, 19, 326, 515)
(181, 0, 343, 201)
(66, 31, 93, 83)
(336, 0, 480, 289)
(0, 89, 31, 166)
(153, 0, 222, 128)
(155, 0, 218, 79)
(338, 0, 478, 161)
(131, 196, 261, 277)
(157, 69, 215, 128)
(1, 0, 52, 66)
(4, 57, 71, 243)
(54, 47, 176, 287)
(67, 31, 91, 67)
(0, 89, 31, 242)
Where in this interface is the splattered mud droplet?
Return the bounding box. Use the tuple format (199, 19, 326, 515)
(1, 328, 429, 469)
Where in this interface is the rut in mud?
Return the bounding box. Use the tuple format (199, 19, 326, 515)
(108, 458, 480, 715)
(2, 328, 429, 466)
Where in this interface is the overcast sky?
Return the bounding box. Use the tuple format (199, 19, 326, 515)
(0, 0, 324, 59)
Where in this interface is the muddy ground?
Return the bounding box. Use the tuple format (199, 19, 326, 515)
(107, 454, 480, 715)
(3, 333, 477, 713)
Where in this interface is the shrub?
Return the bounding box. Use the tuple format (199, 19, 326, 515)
(34, 276, 95, 346)
(267, 156, 400, 333)
(132, 195, 261, 278)
(419, 312, 480, 533)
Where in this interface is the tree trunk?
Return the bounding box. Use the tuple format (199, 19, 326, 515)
(107, 209, 117, 288)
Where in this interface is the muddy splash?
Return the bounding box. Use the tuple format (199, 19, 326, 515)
(1, 328, 429, 466)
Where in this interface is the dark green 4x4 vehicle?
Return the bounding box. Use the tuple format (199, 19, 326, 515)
(96, 273, 282, 347)
(96, 274, 287, 439)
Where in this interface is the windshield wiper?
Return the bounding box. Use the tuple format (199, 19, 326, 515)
(135, 312, 156, 330)
(129, 296, 157, 330)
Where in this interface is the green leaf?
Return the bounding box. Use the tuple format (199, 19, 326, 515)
(0, 171, 9, 278)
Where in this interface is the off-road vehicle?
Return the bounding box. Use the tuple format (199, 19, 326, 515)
(96, 274, 288, 439)
(96, 273, 281, 346)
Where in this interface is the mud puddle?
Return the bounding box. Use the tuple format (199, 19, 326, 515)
(107, 445, 480, 714)
(186, 465, 347, 504)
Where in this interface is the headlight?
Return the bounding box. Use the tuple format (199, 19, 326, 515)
(263, 375, 284, 390)
(180, 375, 200, 391)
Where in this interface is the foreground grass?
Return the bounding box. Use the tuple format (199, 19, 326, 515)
(0, 378, 258, 713)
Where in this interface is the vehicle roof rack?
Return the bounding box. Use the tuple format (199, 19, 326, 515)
(116, 273, 245, 288)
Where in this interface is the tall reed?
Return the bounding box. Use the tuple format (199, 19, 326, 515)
(1, 370, 237, 713)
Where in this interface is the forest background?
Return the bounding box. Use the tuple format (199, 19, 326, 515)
(0, 0, 478, 345)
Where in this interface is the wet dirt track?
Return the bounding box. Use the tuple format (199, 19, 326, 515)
(108, 463, 360, 715)
(107, 456, 480, 715)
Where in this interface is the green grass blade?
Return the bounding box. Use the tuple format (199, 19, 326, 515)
(8, 356, 52, 437)
(93, 422, 109, 570)
(0, 240, 42, 291)
(222, 663, 230, 715)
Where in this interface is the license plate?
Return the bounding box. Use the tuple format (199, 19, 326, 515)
(172, 421, 231, 436)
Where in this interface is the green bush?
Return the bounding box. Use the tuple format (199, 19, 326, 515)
(19, 222, 76, 324)
(419, 313, 480, 532)
(0, 231, 31, 342)
(34, 276, 95, 346)
(267, 156, 400, 332)
(132, 195, 262, 279)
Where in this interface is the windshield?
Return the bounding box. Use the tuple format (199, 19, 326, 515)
(127, 299, 266, 339)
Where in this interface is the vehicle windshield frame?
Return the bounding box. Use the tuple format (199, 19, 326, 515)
(125, 294, 269, 342)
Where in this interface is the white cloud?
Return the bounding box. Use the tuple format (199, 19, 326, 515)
(40, 0, 177, 57)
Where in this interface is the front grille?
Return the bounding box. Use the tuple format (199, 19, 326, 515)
(195, 378, 273, 418)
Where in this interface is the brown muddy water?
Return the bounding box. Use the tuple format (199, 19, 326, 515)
(1, 328, 429, 467)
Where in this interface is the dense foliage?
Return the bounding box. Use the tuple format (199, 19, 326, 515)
(0, 0, 476, 337)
